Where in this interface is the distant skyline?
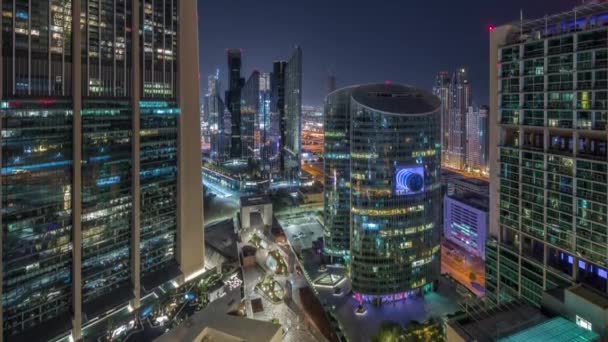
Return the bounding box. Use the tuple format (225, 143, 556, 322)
(198, 0, 578, 106)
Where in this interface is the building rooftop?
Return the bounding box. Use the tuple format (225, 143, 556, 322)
(205, 219, 239, 262)
(240, 195, 272, 207)
(500, 1, 608, 46)
(453, 177, 489, 187)
(350, 83, 440, 115)
(155, 302, 282, 342)
(448, 301, 547, 342)
(568, 284, 608, 309)
(499, 317, 599, 342)
(446, 193, 489, 212)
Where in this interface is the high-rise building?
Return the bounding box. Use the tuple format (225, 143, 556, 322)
(466, 105, 489, 172)
(205, 70, 228, 162)
(271, 61, 287, 176)
(241, 71, 260, 159)
(434, 72, 451, 166)
(446, 67, 472, 170)
(323, 86, 355, 260)
(226, 49, 244, 159)
(479, 105, 489, 172)
(259, 73, 272, 177)
(202, 71, 220, 125)
(284, 47, 302, 182)
(324, 83, 442, 299)
(488, 3, 608, 308)
(0, 1, 204, 340)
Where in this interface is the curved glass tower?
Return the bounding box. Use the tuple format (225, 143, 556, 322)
(347, 84, 442, 298)
(323, 86, 357, 259)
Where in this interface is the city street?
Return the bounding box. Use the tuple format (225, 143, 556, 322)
(203, 189, 240, 224)
(302, 162, 323, 181)
(441, 241, 486, 297)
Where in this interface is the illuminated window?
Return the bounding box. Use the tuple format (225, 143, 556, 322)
(576, 315, 592, 331)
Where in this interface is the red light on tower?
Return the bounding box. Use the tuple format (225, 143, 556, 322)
(384, 80, 391, 85)
(488, 25, 495, 32)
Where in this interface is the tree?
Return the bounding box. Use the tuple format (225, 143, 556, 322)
(372, 321, 403, 342)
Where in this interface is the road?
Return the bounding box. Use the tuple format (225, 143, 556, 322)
(302, 162, 323, 181)
(441, 242, 485, 297)
(442, 166, 489, 182)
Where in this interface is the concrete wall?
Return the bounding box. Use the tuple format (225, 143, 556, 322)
(177, 0, 205, 281)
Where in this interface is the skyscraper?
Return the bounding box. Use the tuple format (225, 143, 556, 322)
(205, 70, 227, 162)
(466, 105, 489, 172)
(448, 67, 472, 170)
(0, 1, 204, 340)
(259, 73, 272, 177)
(323, 86, 355, 260)
(479, 105, 489, 173)
(270, 61, 286, 176)
(226, 49, 244, 159)
(488, 3, 608, 308)
(284, 47, 302, 182)
(434, 71, 451, 166)
(241, 71, 260, 159)
(324, 83, 442, 299)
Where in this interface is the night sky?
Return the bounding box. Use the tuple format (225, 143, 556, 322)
(198, 0, 578, 107)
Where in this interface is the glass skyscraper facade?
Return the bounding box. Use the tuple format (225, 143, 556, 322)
(226, 49, 244, 159)
(489, 2, 608, 308)
(324, 84, 442, 298)
(0, 1, 204, 340)
(434, 72, 451, 167)
(271, 61, 286, 177)
(323, 86, 355, 260)
(241, 71, 260, 160)
(284, 47, 302, 182)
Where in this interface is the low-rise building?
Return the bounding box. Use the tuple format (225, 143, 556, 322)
(446, 300, 599, 342)
(443, 193, 489, 259)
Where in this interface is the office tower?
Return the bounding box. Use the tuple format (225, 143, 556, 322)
(466, 105, 489, 172)
(488, 3, 608, 308)
(241, 71, 260, 159)
(205, 70, 227, 162)
(284, 47, 302, 182)
(479, 105, 489, 173)
(259, 73, 272, 177)
(447, 68, 472, 170)
(323, 86, 355, 260)
(226, 49, 244, 159)
(324, 83, 441, 298)
(444, 193, 489, 260)
(271, 61, 286, 175)
(0, 1, 204, 340)
(434, 71, 451, 166)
